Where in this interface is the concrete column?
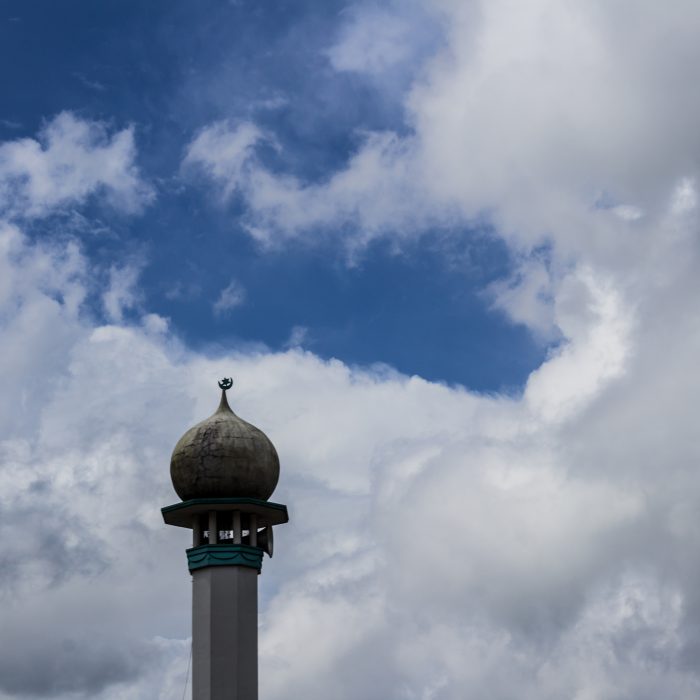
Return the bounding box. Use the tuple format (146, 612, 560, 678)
(193, 515, 203, 547)
(233, 510, 242, 544)
(192, 566, 258, 700)
(208, 511, 218, 544)
(249, 515, 257, 547)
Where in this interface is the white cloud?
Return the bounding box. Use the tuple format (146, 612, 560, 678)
(613, 204, 644, 222)
(213, 277, 246, 315)
(524, 266, 633, 423)
(328, 5, 420, 76)
(488, 255, 557, 339)
(183, 120, 262, 201)
(183, 0, 700, 307)
(0, 111, 154, 218)
(102, 264, 143, 323)
(162, 10, 700, 687)
(285, 324, 309, 348)
(3, 184, 700, 696)
(671, 177, 698, 216)
(184, 125, 440, 253)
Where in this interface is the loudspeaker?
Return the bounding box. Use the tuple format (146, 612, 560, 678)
(243, 524, 274, 557)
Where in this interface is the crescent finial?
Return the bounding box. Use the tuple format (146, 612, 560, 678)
(218, 377, 233, 391)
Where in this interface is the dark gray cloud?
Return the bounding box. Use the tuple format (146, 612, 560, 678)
(0, 638, 154, 697)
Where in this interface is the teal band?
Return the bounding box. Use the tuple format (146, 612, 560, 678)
(186, 544, 263, 573)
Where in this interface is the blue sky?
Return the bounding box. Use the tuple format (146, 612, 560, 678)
(1, 0, 542, 391)
(3, 2, 700, 699)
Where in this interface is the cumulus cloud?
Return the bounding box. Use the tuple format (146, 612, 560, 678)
(285, 324, 309, 348)
(184, 124, 442, 252)
(487, 254, 557, 340)
(0, 111, 154, 219)
(183, 121, 262, 201)
(157, 3, 700, 695)
(2, 167, 700, 697)
(213, 277, 247, 315)
(183, 0, 700, 331)
(102, 263, 143, 323)
(327, 2, 437, 77)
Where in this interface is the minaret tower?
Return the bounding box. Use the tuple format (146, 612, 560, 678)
(162, 378, 289, 700)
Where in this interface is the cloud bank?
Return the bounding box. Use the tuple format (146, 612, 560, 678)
(2, 187, 700, 697)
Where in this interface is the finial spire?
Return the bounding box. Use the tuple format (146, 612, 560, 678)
(217, 377, 234, 413)
(218, 377, 233, 391)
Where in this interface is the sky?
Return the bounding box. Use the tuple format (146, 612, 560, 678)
(1, 1, 700, 698)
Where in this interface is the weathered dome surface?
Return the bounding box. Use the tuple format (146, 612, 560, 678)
(170, 388, 280, 501)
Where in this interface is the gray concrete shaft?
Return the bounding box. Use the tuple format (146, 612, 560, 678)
(192, 566, 258, 700)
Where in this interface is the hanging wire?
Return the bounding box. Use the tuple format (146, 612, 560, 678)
(181, 639, 192, 700)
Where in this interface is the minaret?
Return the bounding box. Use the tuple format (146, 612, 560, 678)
(162, 378, 288, 700)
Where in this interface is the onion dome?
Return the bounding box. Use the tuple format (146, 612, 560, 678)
(170, 378, 280, 501)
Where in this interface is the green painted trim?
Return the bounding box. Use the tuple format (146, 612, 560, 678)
(162, 497, 287, 515)
(186, 544, 263, 573)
